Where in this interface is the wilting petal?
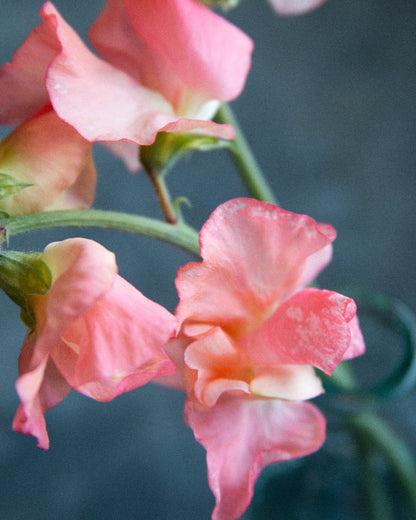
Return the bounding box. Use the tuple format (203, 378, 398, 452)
(0, 5, 60, 125)
(51, 276, 177, 401)
(186, 397, 326, 520)
(0, 109, 96, 215)
(268, 0, 327, 16)
(240, 288, 357, 374)
(176, 198, 336, 339)
(89, 0, 253, 113)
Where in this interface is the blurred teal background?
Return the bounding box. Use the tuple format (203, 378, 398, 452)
(1, 0, 415, 518)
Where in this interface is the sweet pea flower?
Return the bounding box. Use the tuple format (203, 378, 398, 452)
(3, 1, 253, 172)
(158, 198, 365, 520)
(13, 238, 177, 450)
(268, 0, 328, 16)
(0, 21, 97, 213)
(0, 108, 96, 215)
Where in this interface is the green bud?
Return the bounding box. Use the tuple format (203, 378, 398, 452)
(0, 251, 52, 329)
(0, 172, 33, 201)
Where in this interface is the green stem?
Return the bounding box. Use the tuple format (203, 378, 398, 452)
(0, 210, 200, 258)
(146, 167, 178, 224)
(353, 422, 395, 520)
(328, 363, 416, 517)
(349, 412, 416, 516)
(216, 103, 278, 204)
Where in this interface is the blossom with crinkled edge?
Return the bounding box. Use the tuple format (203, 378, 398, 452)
(2, 1, 253, 172)
(268, 0, 328, 16)
(157, 198, 365, 520)
(13, 238, 177, 450)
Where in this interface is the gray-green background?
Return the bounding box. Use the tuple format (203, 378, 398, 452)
(1, 0, 415, 518)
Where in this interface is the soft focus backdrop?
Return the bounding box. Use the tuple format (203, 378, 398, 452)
(1, 0, 415, 518)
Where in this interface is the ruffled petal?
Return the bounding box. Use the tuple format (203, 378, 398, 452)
(184, 327, 251, 407)
(268, 0, 327, 16)
(13, 334, 71, 450)
(186, 397, 326, 520)
(176, 198, 336, 339)
(0, 109, 96, 215)
(51, 276, 177, 401)
(342, 314, 366, 359)
(240, 288, 358, 375)
(89, 0, 253, 112)
(0, 3, 61, 124)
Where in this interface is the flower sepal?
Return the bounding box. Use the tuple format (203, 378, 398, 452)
(0, 250, 51, 328)
(139, 130, 229, 176)
(0, 173, 32, 201)
(197, 0, 241, 10)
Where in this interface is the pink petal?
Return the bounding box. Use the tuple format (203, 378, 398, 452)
(175, 198, 336, 340)
(51, 275, 177, 401)
(12, 239, 116, 440)
(240, 288, 358, 375)
(184, 327, 251, 407)
(13, 334, 71, 450)
(153, 336, 192, 391)
(43, 3, 235, 146)
(186, 396, 326, 520)
(102, 140, 141, 173)
(249, 364, 324, 400)
(342, 314, 366, 359)
(0, 109, 96, 215)
(89, 0, 253, 112)
(41, 3, 175, 146)
(0, 3, 61, 124)
(268, 0, 327, 16)
(17, 238, 116, 379)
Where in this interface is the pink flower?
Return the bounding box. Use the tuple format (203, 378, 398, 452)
(159, 198, 365, 520)
(13, 238, 177, 450)
(0, 108, 96, 215)
(0, 18, 97, 213)
(268, 0, 328, 16)
(2, 1, 253, 171)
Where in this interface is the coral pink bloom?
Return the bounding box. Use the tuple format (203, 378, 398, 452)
(159, 198, 365, 520)
(13, 238, 177, 450)
(0, 108, 96, 215)
(268, 0, 328, 16)
(0, 13, 96, 212)
(2, 1, 252, 171)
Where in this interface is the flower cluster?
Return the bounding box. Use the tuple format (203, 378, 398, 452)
(0, 1, 365, 519)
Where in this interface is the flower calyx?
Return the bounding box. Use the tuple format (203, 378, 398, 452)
(139, 130, 229, 177)
(0, 173, 33, 201)
(0, 250, 51, 329)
